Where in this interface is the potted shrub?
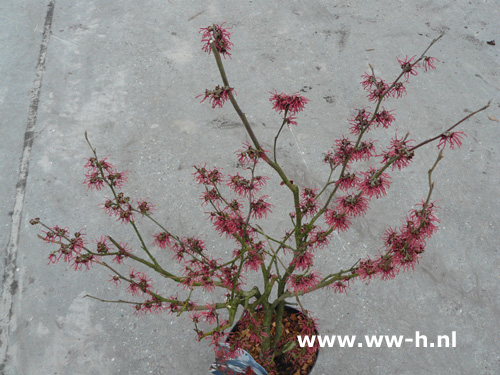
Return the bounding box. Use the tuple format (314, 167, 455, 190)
(31, 23, 489, 375)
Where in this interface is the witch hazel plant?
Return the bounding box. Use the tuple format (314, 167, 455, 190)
(32, 23, 490, 375)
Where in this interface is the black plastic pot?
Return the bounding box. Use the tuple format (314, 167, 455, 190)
(210, 305, 319, 375)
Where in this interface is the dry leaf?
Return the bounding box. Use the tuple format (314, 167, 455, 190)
(488, 115, 498, 122)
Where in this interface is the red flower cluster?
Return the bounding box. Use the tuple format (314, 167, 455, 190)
(227, 173, 268, 197)
(360, 74, 391, 102)
(38, 227, 104, 271)
(269, 91, 309, 115)
(423, 56, 440, 71)
(287, 271, 321, 293)
(397, 55, 420, 79)
(193, 165, 223, 186)
(334, 194, 369, 217)
(324, 210, 352, 232)
(101, 192, 139, 224)
(128, 268, 153, 296)
(199, 23, 233, 58)
(235, 142, 268, 166)
(250, 196, 272, 219)
(137, 199, 155, 216)
(348, 108, 373, 135)
(356, 201, 439, 281)
(327, 136, 376, 167)
(358, 167, 391, 199)
(374, 108, 396, 128)
(335, 171, 359, 191)
(382, 133, 415, 170)
(299, 188, 319, 218)
(153, 231, 172, 249)
(269, 91, 309, 126)
(83, 156, 128, 191)
(438, 131, 466, 150)
(197, 85, 235, 109)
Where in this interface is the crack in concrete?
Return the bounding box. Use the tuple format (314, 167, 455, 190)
(0, 0, 55, 371)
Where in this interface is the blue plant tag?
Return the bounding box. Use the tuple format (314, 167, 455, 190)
(209, 343, 268, 375)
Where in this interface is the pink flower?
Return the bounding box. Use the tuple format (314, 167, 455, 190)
(199, 23, 233, 58)
(390, 82, 407, 99)
(423, 56, 439, 71)
(287, 271, 321, 293)
(218, 265, 241, 290)
(329, 279, 349, 294)
(335, 194, 369, 217)
(95, 236, 111, 255)
(70, 253, 98, 271)
(408, 200, 440, 239)
(197, 85, 235, 109)
(117, 206, 134, 224)
(358, 167, 391, 199)
(397, 55, 420, 80)
(113, 242, 131, 264)
(367, 80, 390, 102)
(252, 175, 269, 189)
(127, 268, 153, 296)
(107, 171, 128, 188)
(356, 258, 379, 281)
(209, 211, 244, 238)
(52, 225, 69, 241)
(108, 275, 121, 286)
(332, 136, 355, 165)
(269, 91, 309, 114)
(351, 140, 376, 162)
(56, 244, 73, 263)
(335, 172, 359, 191)
(193, 165, 224, 186)
(290, 250, 314, 271)
(101, 199, 120, 217)
(285, 114, 298, 126)
(225, 199, 243, 214)
(382, 133, 415, 170)
(200, 303, 218, 325)
(349, 108, 373, 135)
(243, 248, 265, 272)
(374, 108, 395, 128)
(299, 188, 319, 218)
(382, 227, 399, 248)
(84, 157, 99, 172)
(250, 196, 272, 219)
(324, 209, 352, 232)
(83, 171, 105, 191)
(153, 232, 172, 249)
(227, 174, 267, 197)
(68, 231, 85, 254)
(201, 189, 222, 206)
(41, 227, 59, 243)
(323, 151, 337, 167)
(190, 311, 202, 324)
(184, 237, 206, 255)
(136, 296, 166, 316)
(309, 229, 331, 249)
(137, 199, 155, 216)
(437, 131, 466, 150)
(235, 142, 268, 165)
(84, 156, 115, 174)
(361, 73, 378, 90)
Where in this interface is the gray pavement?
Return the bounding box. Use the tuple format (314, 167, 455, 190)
(1, 0, 500, 374)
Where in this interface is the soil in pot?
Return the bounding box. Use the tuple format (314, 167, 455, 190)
(227, 306, 319, 375)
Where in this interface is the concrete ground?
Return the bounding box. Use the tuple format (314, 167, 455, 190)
(1, 0, 499, 374)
